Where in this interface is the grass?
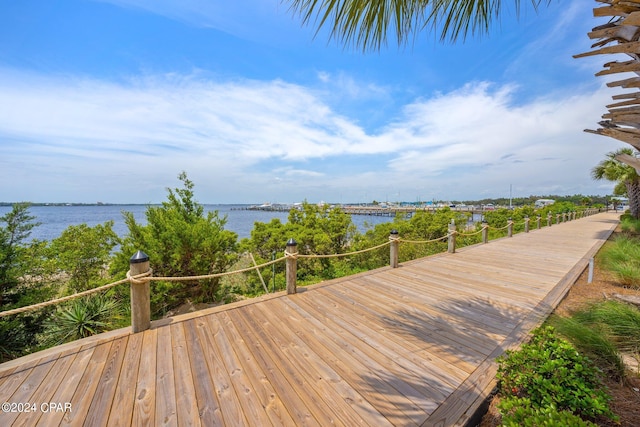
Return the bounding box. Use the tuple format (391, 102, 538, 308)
(599, 235, 640, 288)
(620, 216, 640, 234)
(547, 300, 640, 382)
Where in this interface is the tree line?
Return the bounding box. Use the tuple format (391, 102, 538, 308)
(0, 172, 604, 362)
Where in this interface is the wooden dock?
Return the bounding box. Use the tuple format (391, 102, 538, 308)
(0, 212, 619, 426)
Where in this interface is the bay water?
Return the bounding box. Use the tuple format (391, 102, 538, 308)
(0, 204, 395, 242)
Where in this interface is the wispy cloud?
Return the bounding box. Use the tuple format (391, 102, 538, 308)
(0, 66, 619, 203)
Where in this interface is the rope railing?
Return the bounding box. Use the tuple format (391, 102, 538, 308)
(294, 240, 392, 259)
(0, 207, 608, 330)
(397, 234, 451, 245)
(140, 256, 287, 283)
(0, 274, 139, 318)
(455, 228, 486, 237)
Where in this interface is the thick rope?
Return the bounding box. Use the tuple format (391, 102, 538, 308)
(0, 274, 140, 318)
(397, 234, 450, 245)
(456, 227, 487, 237)
(147, 256, 287, 283)
(488, 223, 511, 231)
(295, 240, 391, 259)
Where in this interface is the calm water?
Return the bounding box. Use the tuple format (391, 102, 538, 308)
(0, 204, 395, 242)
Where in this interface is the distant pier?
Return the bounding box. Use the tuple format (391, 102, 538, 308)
(245, 203, 490, 216)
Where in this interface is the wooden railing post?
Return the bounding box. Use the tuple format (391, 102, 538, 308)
(572, 211, 577, 220)
(506, 218, 513, 237)
(285, 239, 297, 295)
(389, 230, 399, 268)
(547, 213, 552, 227)
(129, 250, 151, 333)
(556, 213, 561, 224)
(448, 219, 456, 253)
(524, 216, 530, 233)
(481, 221, 489, 244)
(536, 215, 541, 230)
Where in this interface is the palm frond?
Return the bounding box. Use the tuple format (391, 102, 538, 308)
(286, 0, 552, 50)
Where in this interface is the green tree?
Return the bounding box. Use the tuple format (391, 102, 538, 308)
(46, 222, 120, 293)
(592, 148, 640, 218)
(0, 203, 40, 305)
(113, 172, 238, 315)
(0, 203, 54, 362)
(288, 0, 551, 50)
(287, 202, 356, 256)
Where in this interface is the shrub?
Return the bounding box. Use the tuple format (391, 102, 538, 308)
(499, 397, 597, 427)
(496, 326, 617, 423)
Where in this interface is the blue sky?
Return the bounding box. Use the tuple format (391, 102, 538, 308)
(0, 0, 629, 204)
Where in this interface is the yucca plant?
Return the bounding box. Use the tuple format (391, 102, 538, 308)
(43, 294, 122, 346)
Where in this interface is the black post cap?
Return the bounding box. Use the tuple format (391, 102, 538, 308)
(286, 238, 297, 246)
(130, 250, 149, 264)
(390, 229, 399, 235)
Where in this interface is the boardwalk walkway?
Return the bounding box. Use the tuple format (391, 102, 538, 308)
(0, 212, 619, 426)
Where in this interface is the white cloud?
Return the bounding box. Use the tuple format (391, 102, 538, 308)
(0, 67, 621, 203)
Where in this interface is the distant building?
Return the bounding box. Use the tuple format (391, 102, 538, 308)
(534, 199, 555, 208)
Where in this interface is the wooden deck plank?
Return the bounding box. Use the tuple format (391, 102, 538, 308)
(0, 212, 619, 427)
(319, 276, 493, 366)
(106, 332, 143, 427)
(0, 352, 60, 426)
(169, 322, 200, 427)
(183, 320, 224, 425)
(13, 347, 78, 427)
(192, 316, 248, 426)
(280, 297, 430, 426)
(155, 325, 177, 427)
(132, 329, 157, 426)
(346, 275, 513, 347)
(62, 340, 114, 425)
(293, 286, 463, 399)
(217, 311, 298, 427)
(84, 335, 129, 426)
(252, 299, 395, 427)
(227, 307, 323, 427)
(241, 302, 354, 426)
(206, 313, 275, 427)
(37, 344, 98, 426)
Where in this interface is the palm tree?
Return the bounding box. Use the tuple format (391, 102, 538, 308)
(287, 0, 552, 50)
(592, 148, 640, 218)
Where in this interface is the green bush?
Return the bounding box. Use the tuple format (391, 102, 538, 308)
(499, 397, 597, 427)
(496, 326, 617, 423)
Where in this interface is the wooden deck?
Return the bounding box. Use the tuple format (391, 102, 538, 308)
(0, 212, 619, 426)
